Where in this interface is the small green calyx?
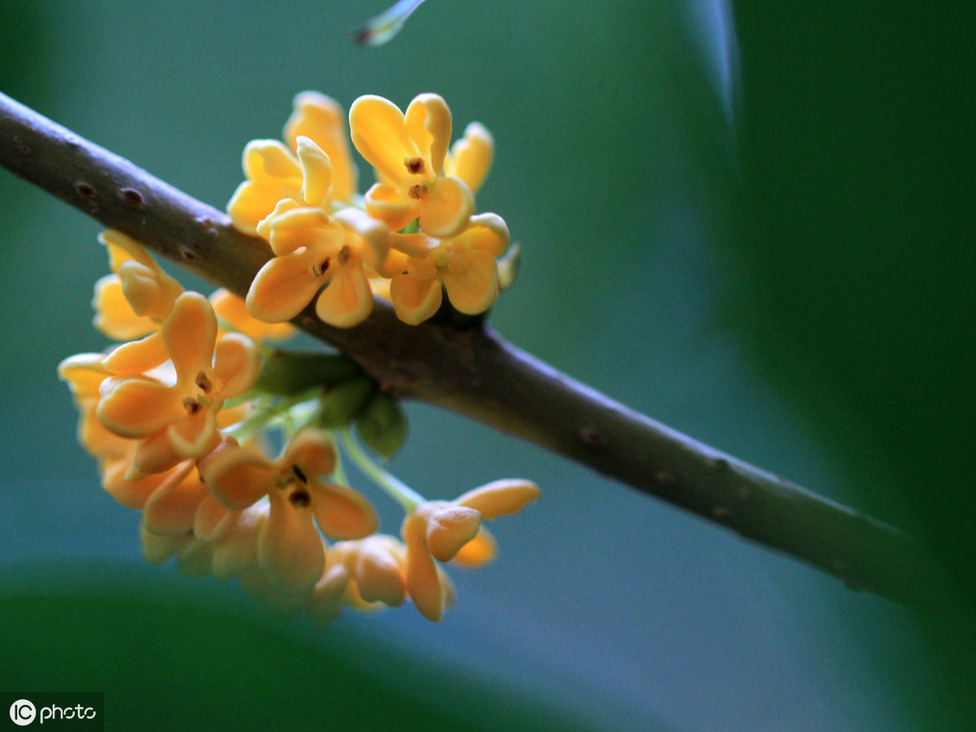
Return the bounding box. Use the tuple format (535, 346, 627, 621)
(357, 393, 408, 459)
(317, 377, 376, 429)
(255, 350, 362, 396)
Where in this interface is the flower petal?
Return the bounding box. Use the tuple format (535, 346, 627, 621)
(284, 91, 358, 203)
(193, 493, 236, 542)
(363, 182, 417, 233)
(451, 526, 498, 567)
(310, 481, 378, 540)
(100, 229, 157, 272)
(140, 521, 189, 565)
(142, 465, 209, 536)
(101, 455, 176, 510)
(228, 140, 302, 233)
(296, 135, 333, 208)
(58, 353, 112, 398)
(210, 289, 296, 342)
(162, 293, 217, 386)
(228, 181, 285, 235)
(246, 249, 327, 323)
(447, 122, 494, 194)
(281, 429, 336, 478)
(349, 95, 417, 185)
(102, 332, 169, 374)
(462, 212, 510, 256)
(307, 563, 350, 628)
(198, 437, 275, 510)
(354, 538, 406, 606)
(244, 139, 303, 180)
(118, 260, 182, 320)
(93, 275, 157, 341)
(258, 492, 326, 594)
(455, 479, 541, 519)
(97, 376, 183, 438)
(78, 401, 132, 458)
(314, 264, 374, 328)
(390, 272, 442, 325)
(131, 428, 187, 475)
(256, 201, 335, 256)
(212, 333, 260, 398)
(418, 176, 473, 237)
(210, 504, 266, 579)
(333, 206, 392, 266)
(404, 93, 452, 176)
(167, 408, 220, 460)
(388, 232, 438, 261)
(425, 505, 482, 562)
(443, 248, 499, 315)
(402, 512, 446, 622)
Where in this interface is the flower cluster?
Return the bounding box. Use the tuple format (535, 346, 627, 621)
(60, 222, 538, 624)
(228, 91, 512, 327)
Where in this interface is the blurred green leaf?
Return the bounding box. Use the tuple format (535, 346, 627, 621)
(733, 1, 976, 726)
(0, 563, 602, 732)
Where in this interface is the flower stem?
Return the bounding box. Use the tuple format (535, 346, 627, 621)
(224, 388, 320, 442)
(338, 427, 424, 512)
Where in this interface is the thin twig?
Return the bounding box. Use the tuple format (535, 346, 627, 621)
(0, 91, 942, 608)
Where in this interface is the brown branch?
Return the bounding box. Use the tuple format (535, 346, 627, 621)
(0, 90, 943, 608)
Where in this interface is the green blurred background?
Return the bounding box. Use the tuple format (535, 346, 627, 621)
(1, 1, 973, 730)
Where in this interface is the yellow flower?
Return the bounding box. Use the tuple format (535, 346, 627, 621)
(98, 448, 185, 510)
(401, 479, 539, 621)
(384, 212, 509, 324)
(209, 288, 295, 342)
(140, 458, 213, 537)
(93, 230, 183, 340)
(199, 429, 379, 594)
(246, 200, 390, 328)
(88, 230, 187, 377)
(58, 353, 129, 460)
(228, 92, 357, 235)
(444, 122, 494, 196)
(140, 521, 217, 579)
(306, 534, 410, 626)
(284, 91, 358, 204)
(208, 503, 267, 580)
(96, 292, 261, 474)
(350, 93, 474, 237)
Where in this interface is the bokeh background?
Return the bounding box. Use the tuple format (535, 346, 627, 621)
(1, 1, 973, 730)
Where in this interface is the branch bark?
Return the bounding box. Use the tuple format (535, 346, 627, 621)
(0, 91, 942, 608)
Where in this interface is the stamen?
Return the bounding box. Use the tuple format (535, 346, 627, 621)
(404, 156, 425, 175)
(408, 183, 428, 199)
(289, 489, 312, 508)
(311, 256, 331, 277)
(337, 245, 352, 265)
(292, 464, 308, 484)
(182, 397, 201, 415)
(194, 370, 212, 393)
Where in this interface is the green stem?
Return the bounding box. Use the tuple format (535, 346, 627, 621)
(338, 427, 424, 512)
(224, 389, 320, 442)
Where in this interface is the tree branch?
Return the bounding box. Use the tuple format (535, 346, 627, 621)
(0, 91, 942, 608)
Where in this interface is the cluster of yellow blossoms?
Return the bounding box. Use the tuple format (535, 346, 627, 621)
(230, 91, 511, 328)
(58, 92, 538, 624)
